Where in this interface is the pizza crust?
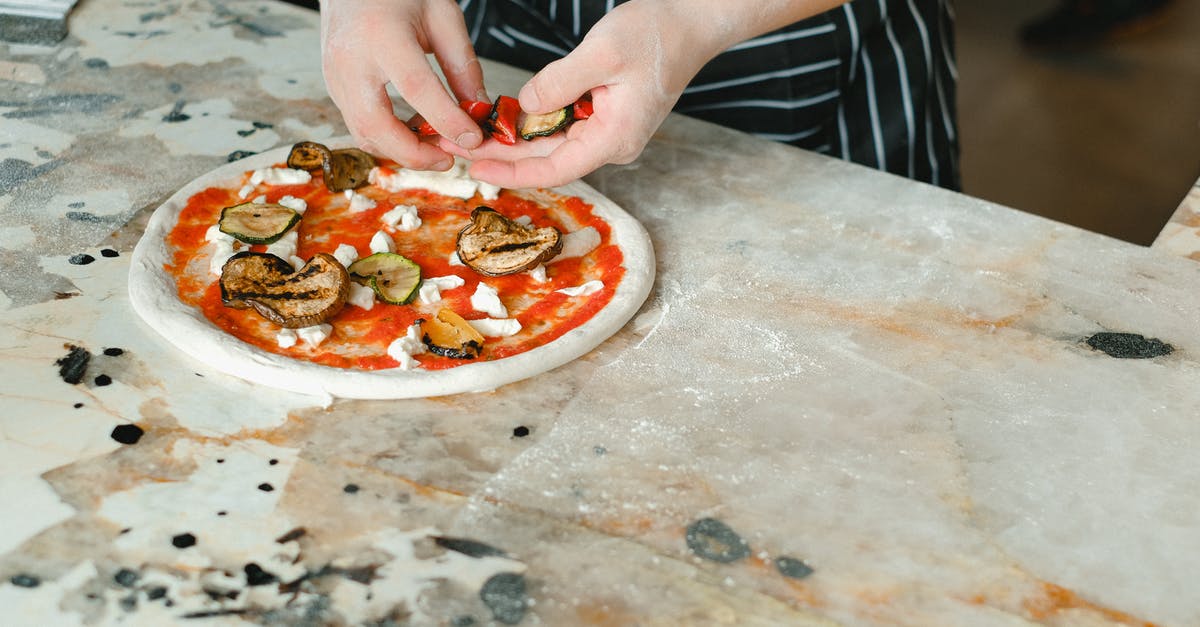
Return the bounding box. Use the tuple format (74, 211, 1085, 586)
(129, 139, 655, 399)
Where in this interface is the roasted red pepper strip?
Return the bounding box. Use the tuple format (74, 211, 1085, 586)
(572, 97, 593, 121)
(460, 100, 493, 124)
(487, 95, 520, 145)
(405, 112, 438, 137)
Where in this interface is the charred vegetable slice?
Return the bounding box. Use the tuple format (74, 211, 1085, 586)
(460, 99, 493, 124)
(456, 207, 562, 276)
(519, 107, 571, 140)
(218, 202, 300, 245)
(572, 97, 593, 120)
(324, 148, 376, 192)
(287, 141, 331, 171)
(220, 252, 349, 328)
(487, 95, 521, 145)
(347, 252, 422, 305)
(422, 308, 484, 359)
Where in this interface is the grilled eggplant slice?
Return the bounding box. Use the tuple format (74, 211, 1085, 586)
(347, 252, 422, 305)
(422, 308, 484, 359)
(218, 202, 300, 245)
(324, 148, 376, 192)
(456, 207, 562, 277)
(287, 141, 331, 171)
(220, 252, 349, 328)
(518, 107, 571, 140)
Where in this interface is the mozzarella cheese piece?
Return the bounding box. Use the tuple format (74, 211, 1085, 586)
(265, 230, 299, 260)
(250, 167, 312, 186)
(369, 230, 394, 254)
(237, 183, 255, 199)
(380, 204, 421, 231)
(209, 240, 236, 275)
(332, 243, 359, 269)
(467, 317, 522, 337)
(448, 251, 465, 266)
(289, 255, 306, 271)
(555, 226, 601, 261)
(514, 215, 533, 227)
(205, 224, 234, 244)
(417, 275, 466, 305)
(296, 323, 333, 347)
(527, 264, 548, 283)
(347, 282, 376, 310)
(368, 162, 479, 199)
(556, 280, 604, 297)
(470, 282, 507, 318)
(278, 195, 307, 214)
(275, 328, 298, 349)
(478, 181, 501, 200)
(345, 189, 377, 213)
(386, 322, 427, 370)
(251, 194, 267, 204)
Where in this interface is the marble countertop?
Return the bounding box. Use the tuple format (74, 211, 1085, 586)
(3, 1, 1199, 625)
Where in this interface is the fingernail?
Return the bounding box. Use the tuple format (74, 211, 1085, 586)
(520, 87, 540, 112)
(455, 131, 481, 150)
(475, 89, 490, 102)
(433, 157, 453, 170)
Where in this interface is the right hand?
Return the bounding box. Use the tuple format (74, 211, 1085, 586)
(319, 0, 488, 170)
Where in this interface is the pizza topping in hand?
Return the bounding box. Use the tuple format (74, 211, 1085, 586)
(456, 207, 562, 277)
(219, 252, 349, 328)
(422, 308, 485, 359)
(218, 202, 300, 245)
(347, 252, 422, 305)
(519, 107, 571, 140)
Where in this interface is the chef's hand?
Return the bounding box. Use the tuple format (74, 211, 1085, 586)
(320, 0, 487, 171)
(440, 0, 710, 188)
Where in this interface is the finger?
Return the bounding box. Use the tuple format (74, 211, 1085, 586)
(518, 37, 618, 113)
(436, 131, 570, 163)
(425, 1, 488, 103)
(335, 74, 453, 170)
(468, 136, 608, 189)
(379, 36, 482, 149)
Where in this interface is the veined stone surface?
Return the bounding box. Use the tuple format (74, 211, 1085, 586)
(2, 0, 1199, 625)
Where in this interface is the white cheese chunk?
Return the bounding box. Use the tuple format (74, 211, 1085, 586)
(278, 195, 307, 214)
(275, 328, 298, 349)
(467, 317, 522, 337)
(347, 282, 376, 310)
(417, 275, 466, 305)
(264, 230, 299, 260)
(345, 189, 377, 213)
(514, 215, 533, 227)
(237, 183, 255, 199)
(205, 224, 234, 244)
(209, 240, 236, 275)
(296, 323, 333, 347)
(332, 243, 359, 269)
(386, 322, 427, 370)
(555, 226, 601, 261)
(289, 255, 306, 271)
(478, 181, 501, 200)
(470, 282, 507, 318)
(527, 264, 547, 283)
(380, 204, 421, 231)
(369, 230, 394, 254)
(556, 280, 604, 297)
(251, 194, 267, 204)
(448, 251, 465, 266)
(251, 167, 312, 186)
(368, 163, 478, 199)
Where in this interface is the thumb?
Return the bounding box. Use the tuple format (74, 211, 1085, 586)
(519, 40, 616, 113)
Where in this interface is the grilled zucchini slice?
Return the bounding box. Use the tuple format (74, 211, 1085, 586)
(348, 252, 422, 305)
(218, 202, 300, 245)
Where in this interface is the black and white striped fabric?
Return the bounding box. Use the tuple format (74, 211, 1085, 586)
(458, 0, 959, 190)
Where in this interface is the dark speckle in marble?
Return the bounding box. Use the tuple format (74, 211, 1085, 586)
(343, 483, 359, 494)
(101, 248, 120, 258)
(512, 425, 530, 438)
(480, 572, 527, 625)
(244, 563, 278, 586)
(258, 483, 275, 492)
(774, 556, 814, 579)
(275, 527, 306, 543)
(161, 100, 190, 123)
(56, 344, 91, 384)
(66, 211, 109, 224)
(111, 424, 145, 445)
(435, 536, 507, 559)
(103, 347, 125, 356)
(1086, 332, 1174, 359)
(84, 58, 109, 69)
(113, 568, 139, 587)
(68, 201, 85, 208)
(10, 574, 40, 588)
(69, 253, 95, 265)
(227, 150, 258, 162)
(172, 533, 197, 549)
(94, 374, 113, 386)
(686, 518, 751, 563)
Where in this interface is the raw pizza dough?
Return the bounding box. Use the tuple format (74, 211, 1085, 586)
(129, 139, 655, 399)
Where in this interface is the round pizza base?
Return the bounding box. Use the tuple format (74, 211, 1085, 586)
(129, 139, 655, 400)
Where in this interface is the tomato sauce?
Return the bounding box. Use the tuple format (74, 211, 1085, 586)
(163, 163, 624, 371)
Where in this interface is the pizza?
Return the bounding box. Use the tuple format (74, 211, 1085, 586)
(129, 138, 654, 399)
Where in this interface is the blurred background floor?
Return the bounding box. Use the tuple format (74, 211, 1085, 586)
(956, 0, 1200, 245)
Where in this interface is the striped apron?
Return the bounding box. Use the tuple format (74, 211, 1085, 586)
(458, 0, 960, 190)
